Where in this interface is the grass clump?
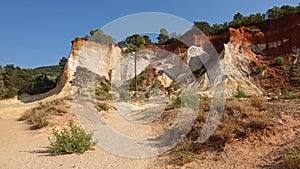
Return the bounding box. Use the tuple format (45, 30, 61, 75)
(282, 89, 290, 97)
(18, 99, 69, 129)
(169, 146, 194, 166)
(255, 65, 267, 74)
(48, 121, 96, 155)
(164, 98, 273, 167)
(171, 96, 182, 109)
(234, 86, 247, 98)
(167, 93, 199, 110)
(284, 148, 300, 169)
(274, 56, 284, 66)
(96, 102, 110, 111)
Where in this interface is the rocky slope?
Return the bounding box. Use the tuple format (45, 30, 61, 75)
(210, 12, 300, 96)
(53, 13, 300, 98)
(56, 39, 122, 96)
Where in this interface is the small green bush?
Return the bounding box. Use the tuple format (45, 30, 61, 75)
(180, 93, 199, 108)
(169, 93, 199, 109)
(234, 86, 247, 98)
(172, 96, 182, 108)
(274, 56, 284, 66)
(48, 121, 96, 155)
(282, 89, 290, 97)
(255, 65, 267, 74)
(284, 149, 300, 169)
(96, 102, 110, 111)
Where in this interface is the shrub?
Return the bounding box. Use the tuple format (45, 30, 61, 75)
(274, 56, 284, 66)
(180, 93, 199, 108)
(96, 102, 110, 111)
(234, 86, 247, 98)
(18, 99, 68, 129)
(255, 65, 267, 74)
(172, 96, 182, 108)
(19, 107, 48, 129)
(169, 146, 194, 166)
(48, 121, 96, 155)
(284, 149, 300, 169)
(282, 89, 290, 96)
(167, 93, 199, 110)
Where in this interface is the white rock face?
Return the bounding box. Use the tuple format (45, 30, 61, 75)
(192, 43, 263, 97)
(220, 43, 263, 96)
(57, 40, 122, 96)
(56, 39, 263, 98)
(112, 52, 151, 87)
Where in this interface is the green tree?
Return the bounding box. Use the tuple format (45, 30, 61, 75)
(89, 29, 114, 44)
(230, 12, 244, 28)
(142, 35, 152, 45)
(59, 57, 68, 67)
(266, 6, 281, 19)
(3, 64, 18, 98)
(194, 21, 212, 35)
(280, 5, 297, 15)
(157, 28, 169, 44)
(244, 13, 264, 25)
(16, 69, 35, 94)
(31, 73, 56, 95)
(0, 66, 6, 99)
(121, 34, 146, 51)
(211, 23, 224, 34)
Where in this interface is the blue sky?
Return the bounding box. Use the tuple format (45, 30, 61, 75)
(0, 0, 299, 68)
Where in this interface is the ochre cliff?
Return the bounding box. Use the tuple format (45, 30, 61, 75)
(55, 13, 300, 98)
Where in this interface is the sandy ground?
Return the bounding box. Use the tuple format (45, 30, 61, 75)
(0, 98, 157, 169)
(1, 98, 299, 169)
(0, 98, 38, 119)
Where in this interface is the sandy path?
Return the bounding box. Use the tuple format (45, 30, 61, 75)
(0, 99, 158, 169)
(0, 119, 157, 169)
(0, 98, 37, 119)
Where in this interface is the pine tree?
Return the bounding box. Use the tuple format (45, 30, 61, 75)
(0, 66, 6, 99)
(157, 28, 169, 44)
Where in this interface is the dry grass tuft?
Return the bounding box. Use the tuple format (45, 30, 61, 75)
(284, 143, 300, 169)
(167, 98, 273, 166)
(18, 98, 73, 129)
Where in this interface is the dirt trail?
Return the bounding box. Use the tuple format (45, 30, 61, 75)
(2, 97, 299, 168)
(0, 98, 37, 119)
(0, 98, 158, 169)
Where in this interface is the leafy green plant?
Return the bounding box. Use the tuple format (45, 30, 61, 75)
(168, 93, 199, 109)
(255, 65, 267, 74)
(274, 56, 284, 66)
(234, 86, 247, 98)
(282, 89, 290, 97)
(169, 146, 194, 166)
(48, 121, 96, 155)
(180, 93, 199, 108)
(284, 148, 300, 169)
(172, 96, 182, 108)
(96, 102, 110, 111)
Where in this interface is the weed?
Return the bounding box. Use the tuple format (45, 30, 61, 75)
(234, 86, 247, 98)
(284, 148, 300, 169)
(255, 65, 267, 74)
(275, 56, 284, 66)
(96, 102, 110, 111)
